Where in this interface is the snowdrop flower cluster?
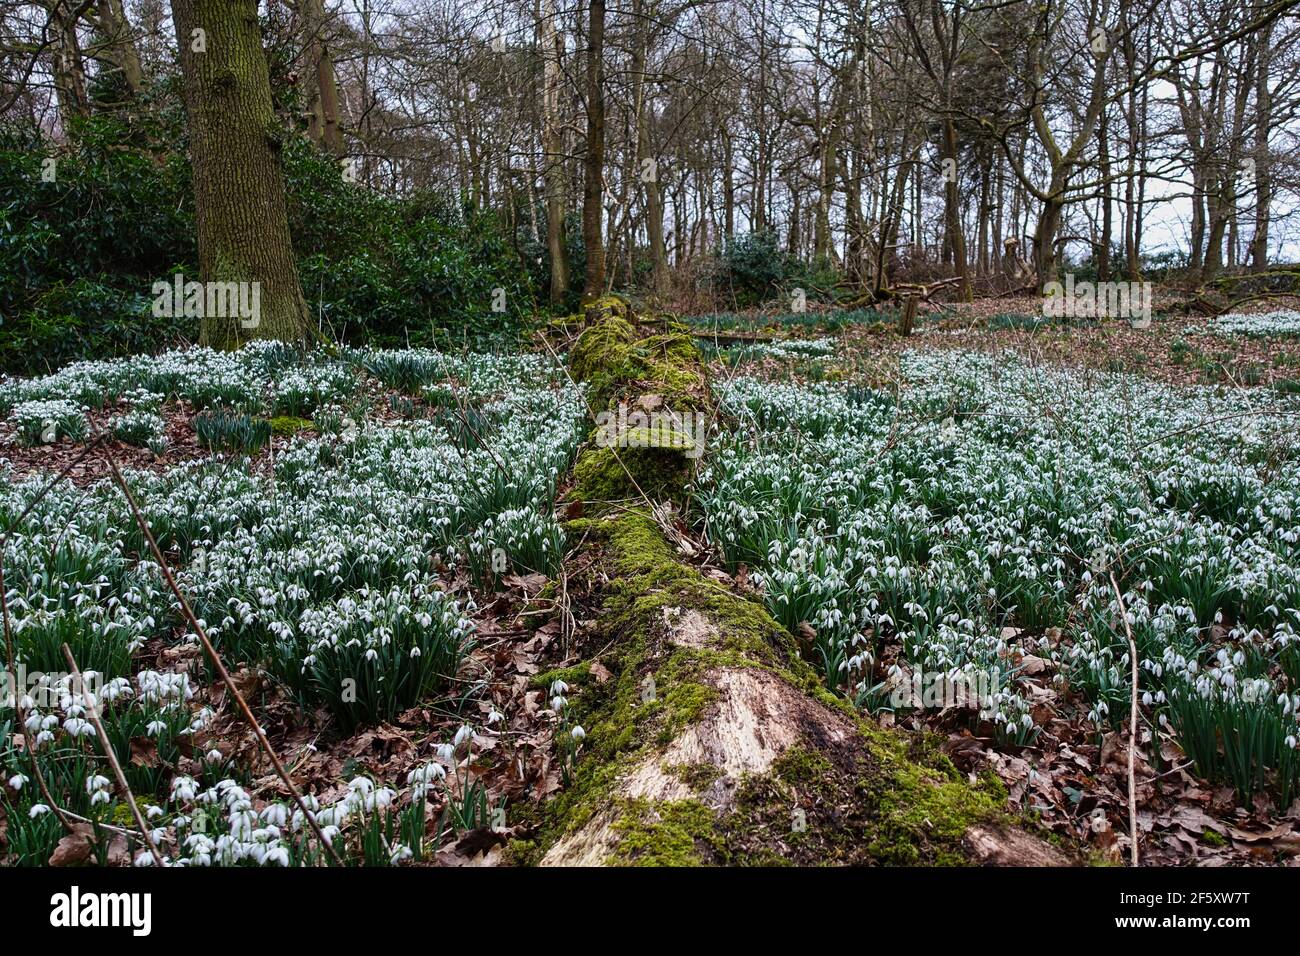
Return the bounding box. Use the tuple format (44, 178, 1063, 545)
(2, 344, 587, 862)
(699, 349, 1300, 767)
(8, 399, 89, 445)
(1200, 310, 1300, 337)
(726, 337, 839, 361)
(110, 407, 168, 452)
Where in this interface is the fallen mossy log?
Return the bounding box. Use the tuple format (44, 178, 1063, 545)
(517, 297, 1070, 866)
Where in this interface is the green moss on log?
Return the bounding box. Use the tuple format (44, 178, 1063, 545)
(571, 442, 690, 505)
(528, 510, 1007, 865)
(569, 314, 704, 411)
(531, 295, 1036, 867)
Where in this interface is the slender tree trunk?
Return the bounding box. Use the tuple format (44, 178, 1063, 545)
(1189, 172, 1206, 272)
(46, 0, 91, 124)
(722, 131, 735, 239)
(171, 0, 314, 348)
(1250, 22, 1273, 271)
(976, 156, 990, 277)
(540, 0, 569, 304)
(96, 0, 145, 96)
(1094, 116, 1109, 280)
(1203, 189, 1227, 280)
(301, 0, 344, 155)
(581, 0, 607, 299)
(788, 187, 801, 255)
(630, 1, 667, 294)
(942, 116, 971, 300)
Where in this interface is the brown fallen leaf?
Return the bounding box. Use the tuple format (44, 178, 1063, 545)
(1019, 654, 1053, 676)
(106, 833, 132, 866)
(1226, 822, 1300, 851)
(436, 827, 509, 867)
(130, 736, 160, 768)
(49, 824, 97, 867)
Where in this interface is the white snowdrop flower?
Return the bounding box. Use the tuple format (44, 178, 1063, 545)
(549, 679, 569, 696)
(146, 719, 167, 737)
(8, 773, 28, 791)
(408, 763, 446, 785)
(570, 725, 586, 741)
(28, 803, 49, 818)
(171, 776, 198, 802)
(453, 724, 474, 747)
(390, 844, 413, 864)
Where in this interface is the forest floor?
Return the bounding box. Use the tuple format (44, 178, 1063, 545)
(3, 292, 1300, 866)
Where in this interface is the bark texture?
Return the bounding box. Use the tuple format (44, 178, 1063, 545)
(171, 0, 314, 349)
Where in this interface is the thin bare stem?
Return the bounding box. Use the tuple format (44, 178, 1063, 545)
(60, 642, 166, 867)
(1108, 569, 1141, 868)
(98, 447, 344, 866)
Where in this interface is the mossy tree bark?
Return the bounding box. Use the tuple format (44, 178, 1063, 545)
(171, 0, 315, 349)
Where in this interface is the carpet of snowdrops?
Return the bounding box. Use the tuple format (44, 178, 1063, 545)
(0, 342, 586, 865)
(697, 348, 1300, 811)
(1201, 309, 1300, 337)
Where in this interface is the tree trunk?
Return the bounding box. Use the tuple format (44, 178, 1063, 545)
(1098, 115, 1112, 281)
(1203, 190, 1227, 281)
(171, 0, 314, 349)
(1250, 21, 1273, 272)
(722, 130, 735, 239)
(301, 0, 344, 155)
(942, 116, 971, 301)
(1033, 187, 1065, 290)
(581, 0, 607, 299)
(630, 1, 668, 295)
(46, 0, 91, 124)
(95, 0, 145, 96)
(540, 0, 569, 305)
